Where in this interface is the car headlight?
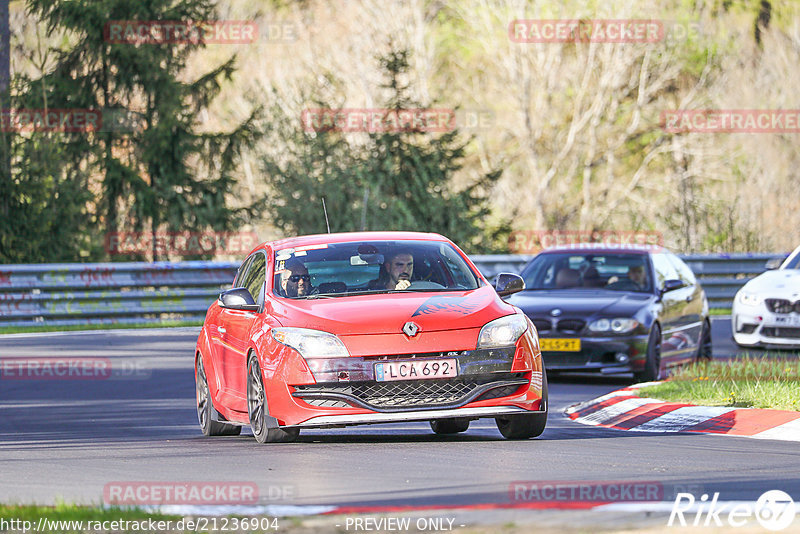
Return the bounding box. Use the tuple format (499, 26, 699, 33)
(588, 318, 640, 334)
(737, 291, 761, 307)
(477, 314, 528, 349)
(272, 327, 349, 358)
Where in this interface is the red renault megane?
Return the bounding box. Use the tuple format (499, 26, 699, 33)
(194, 231, 547, 442)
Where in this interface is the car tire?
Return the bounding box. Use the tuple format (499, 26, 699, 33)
(196, 356, 242, 436)
(696, 319, 713, 361)
(495, 371, 548, 440)
(635, 324, 662, 382)
(430, 418, 470, 434)
(247, 355, 299, 444)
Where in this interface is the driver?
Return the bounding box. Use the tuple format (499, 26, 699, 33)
(628, 265, 648, 290)
(368, 250, 414, 290)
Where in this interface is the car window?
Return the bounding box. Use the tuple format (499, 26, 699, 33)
(651, 253, 680, 290)
(667, 254, 696, 286)
(234, 255, 253, 288)
(241, 253, 266, 305)
(519, 252, 652, 292)
(272, 240, 480, 299)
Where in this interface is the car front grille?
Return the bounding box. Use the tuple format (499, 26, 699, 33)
(293, 372, 528, 411)
(532, 319, 552, 333)
(765, 299, 798, 314)
(761, 327, 800, 339)
(556, 319, 585, 334)
(529, 317, 585, 334)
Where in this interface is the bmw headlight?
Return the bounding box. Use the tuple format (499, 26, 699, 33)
(737, 291, 761, 307)
(477, 314, 528, 349)
(272, 328, 349, 358)
(588, 318, 640, 334)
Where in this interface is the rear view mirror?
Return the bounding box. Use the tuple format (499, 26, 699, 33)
(351, 254, 383, 266)
(765, 257, 785, 270)
(219, 288, 259, 311)
(494, 273, 525, 297)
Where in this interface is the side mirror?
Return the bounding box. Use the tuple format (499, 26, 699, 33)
(219, 287, 260, 311)
(660, 279, 685, 294)
(765, 257, 785, 270)
(494, 273, 525, 297)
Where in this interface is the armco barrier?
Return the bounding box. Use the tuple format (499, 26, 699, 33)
(0, 253, 787, 326)
(0, 262, 238, 327)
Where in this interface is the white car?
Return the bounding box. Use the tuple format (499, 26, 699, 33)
(732, 245, 800, 348)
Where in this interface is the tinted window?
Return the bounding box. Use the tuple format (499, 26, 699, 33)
(241, 253, 266, 304)
(667, 254, 697, 286)
(520, 252, 652, 292)
(651, 253, 680, 289)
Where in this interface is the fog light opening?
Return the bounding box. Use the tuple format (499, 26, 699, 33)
(615, 353, 630, 364)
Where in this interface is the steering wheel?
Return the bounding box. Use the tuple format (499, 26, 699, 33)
(408, 280, 445, 290)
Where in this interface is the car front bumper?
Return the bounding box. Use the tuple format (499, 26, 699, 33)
(732, 308, 800, 348)
(540, 334, 649, 374)
(292, 405, 541, 428)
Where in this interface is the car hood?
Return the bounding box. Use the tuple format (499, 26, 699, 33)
(740, 269, 800, 297)
(506, 289, 654, 317)
(269, 285, 514, 335)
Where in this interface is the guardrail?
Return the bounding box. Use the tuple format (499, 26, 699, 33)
(0, 253, 786, 326)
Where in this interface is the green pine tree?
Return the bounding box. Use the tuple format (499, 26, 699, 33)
(262, 49, 508, 253)
(16, 0, 259, 261)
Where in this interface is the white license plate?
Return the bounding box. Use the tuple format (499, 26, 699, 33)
(374, 359, 458, 382)
(772, 315, 800, 327)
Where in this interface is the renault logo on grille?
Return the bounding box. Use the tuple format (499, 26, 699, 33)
(402, 321, 420, 338)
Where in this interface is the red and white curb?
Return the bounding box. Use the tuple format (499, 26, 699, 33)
(565, 383, 800, 441)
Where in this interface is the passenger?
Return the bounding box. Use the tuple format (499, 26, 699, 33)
(281, 260, 314, 297)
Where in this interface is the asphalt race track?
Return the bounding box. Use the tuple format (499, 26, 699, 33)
(1, 319, 799, 517)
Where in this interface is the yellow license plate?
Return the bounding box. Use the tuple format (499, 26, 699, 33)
(540, 338, 581, 352)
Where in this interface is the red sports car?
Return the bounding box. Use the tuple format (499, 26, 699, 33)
(195, 231, 547, 442)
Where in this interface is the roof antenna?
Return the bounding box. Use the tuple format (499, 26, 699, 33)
(322, 197, 331, 233)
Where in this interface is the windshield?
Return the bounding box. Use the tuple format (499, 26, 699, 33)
(520, 252, 653, 293)
(273, 240, 481, 299)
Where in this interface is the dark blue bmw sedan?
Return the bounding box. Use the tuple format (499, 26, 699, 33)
(505, 244, 712, 381)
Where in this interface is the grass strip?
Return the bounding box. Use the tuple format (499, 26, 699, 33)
(638, 357, 800, 411)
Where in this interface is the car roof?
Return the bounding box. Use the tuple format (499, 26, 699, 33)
(255, 231, 450, 254)
(539, 243, 667, 255)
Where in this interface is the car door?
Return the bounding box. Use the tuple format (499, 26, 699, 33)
(667, 253, 705, 361)
(218, 252, 265, 413)
(650, 253, 686, 362)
